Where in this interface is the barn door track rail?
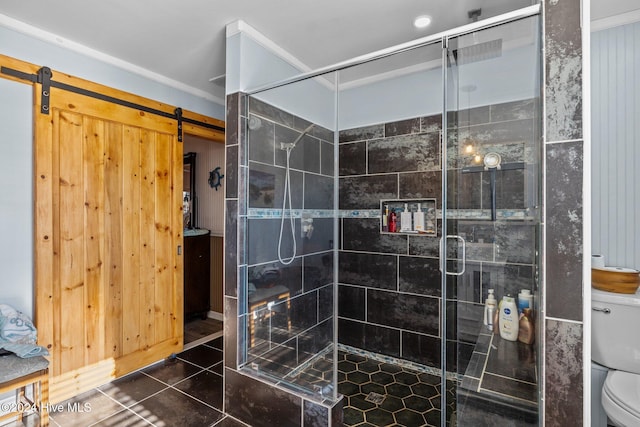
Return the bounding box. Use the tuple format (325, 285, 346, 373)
(1, 65, 224, 142)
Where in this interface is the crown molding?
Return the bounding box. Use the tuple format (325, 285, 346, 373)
(591, 9, 640, 32)
(0, 13, 224, 105)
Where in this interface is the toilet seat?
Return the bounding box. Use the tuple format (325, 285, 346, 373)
(602, 370, 640, 426)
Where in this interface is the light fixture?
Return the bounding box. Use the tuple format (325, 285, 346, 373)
(464, 143, 474, 154)
(413, 15, 432, 29)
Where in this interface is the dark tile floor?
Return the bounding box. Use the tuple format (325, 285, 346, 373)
(338, 351, 456, 427)
(11, 336, 247, 427)
(10, 340, 459, 427)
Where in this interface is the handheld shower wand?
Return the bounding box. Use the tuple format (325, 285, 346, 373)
(278, 124, 315, 265)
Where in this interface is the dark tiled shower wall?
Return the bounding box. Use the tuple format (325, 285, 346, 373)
(245, 96, 336, 366)
(337, 98, 539, 375)
(224, 92, 343, 427)
(543, 0, 585, 424)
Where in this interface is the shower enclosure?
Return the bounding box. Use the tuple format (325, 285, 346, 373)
(235, 5, 542, 426)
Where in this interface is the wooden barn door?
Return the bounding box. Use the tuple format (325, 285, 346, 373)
(34, 79, 184, 402)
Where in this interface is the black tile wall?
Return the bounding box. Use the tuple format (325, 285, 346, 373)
(275, 128, 321, 173)
(290, 291, 320, 332)
(248, 115, 275, 164)
(338, 142, 366, 176)
(225, 92, 343, 426)
(249, 97, 295, 129)
(545, 141, 583, 321)
(318, 285, 334, 322)
(303, 252, 333, 292)
(401, 332, 441, 368)
(320, 141, 334, 176)
(304, 400, 329, 427)
(247, 218, 300, 265)
(543, 0, 585, 422)
(338, 103, 540, 379)
(339, 175, 398, 209)
(545, 0, 582, 142)
(224, 296, 238, 370)
(399, 171, 441, 200)
(339, 124, 383, 143)
(338, 285, 365, 321)
(368, 132, 440, 174)
(248, 163, 303, 209)
(226, 145, 239, 199)
(338, 318, 401, 358)
(490, 99, 536, 122)
(225, 368, 302, 427)
(367, 290, 439, 336)
(299, 318, 333, 360)
(338, 251, 397, 290)
(398, 256, 441, 296)
(243, 96, 336, 370)
(342, 218, 407, 254)
(304, 174, 334, 209)
(225, 200, 238, 298)
(544, 320, 583, 426)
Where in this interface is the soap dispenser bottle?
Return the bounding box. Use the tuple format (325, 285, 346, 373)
(483, 289, 497, 332)
(498, 294, 519, 341)
(413, 203, 425, 232)
(382, 204, 389, 232)
(400, 203, 412, 232)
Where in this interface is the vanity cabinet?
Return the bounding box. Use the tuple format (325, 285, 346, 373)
(184, 230, 211, 320)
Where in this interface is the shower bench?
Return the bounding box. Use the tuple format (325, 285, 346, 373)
(457, 330, 538, 423)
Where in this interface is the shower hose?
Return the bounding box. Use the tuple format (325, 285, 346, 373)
(278, 146, 296, 265)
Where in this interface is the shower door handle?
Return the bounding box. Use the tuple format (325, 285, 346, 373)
(439, 235, 466, 276)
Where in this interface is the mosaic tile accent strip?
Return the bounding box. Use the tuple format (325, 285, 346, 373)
(246, 208, 538, 221)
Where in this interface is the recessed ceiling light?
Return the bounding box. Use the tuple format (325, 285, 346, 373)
(414, 15, 432, 29)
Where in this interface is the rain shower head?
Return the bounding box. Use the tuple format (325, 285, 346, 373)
(451, 8, 502, 65)
(452, 39, 503, 65)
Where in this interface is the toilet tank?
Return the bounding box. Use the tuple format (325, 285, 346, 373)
(592, 288, 640, 374)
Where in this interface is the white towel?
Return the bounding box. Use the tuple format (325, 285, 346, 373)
(0, 304, 49, 358)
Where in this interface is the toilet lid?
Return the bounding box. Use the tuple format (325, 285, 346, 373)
(604, 371, 640, 419)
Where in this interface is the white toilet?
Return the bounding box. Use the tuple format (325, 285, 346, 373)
(592, 288, 640, 426)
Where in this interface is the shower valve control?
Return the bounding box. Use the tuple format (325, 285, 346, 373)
(302, 215, 314, 239)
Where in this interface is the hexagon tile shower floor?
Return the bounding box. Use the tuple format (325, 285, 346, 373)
(337, 351, 456, 427)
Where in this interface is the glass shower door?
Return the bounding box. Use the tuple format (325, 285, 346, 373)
(442, 15, 542, 426)
(240, 73, 339, 402)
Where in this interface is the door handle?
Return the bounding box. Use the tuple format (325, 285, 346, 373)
(439, 235, 466, 276)
(592, 307, 611, 314)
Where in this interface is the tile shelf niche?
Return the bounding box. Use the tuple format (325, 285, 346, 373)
(380, 198, 437, 236)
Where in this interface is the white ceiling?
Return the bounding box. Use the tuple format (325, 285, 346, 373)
(0, 0, 637, 105)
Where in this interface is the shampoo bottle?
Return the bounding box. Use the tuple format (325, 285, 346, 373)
(483, 289, 497, 332)
(382, 204, 389, 232)
(493, 298, 501, 335)
(413, 203, 425, 232)
(388, 210, 397, 233)
(498, 295, 519, 341)
(400, 203, 412, 232)
(518, 308, 535, 345)
(518, 289, 533, 314)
